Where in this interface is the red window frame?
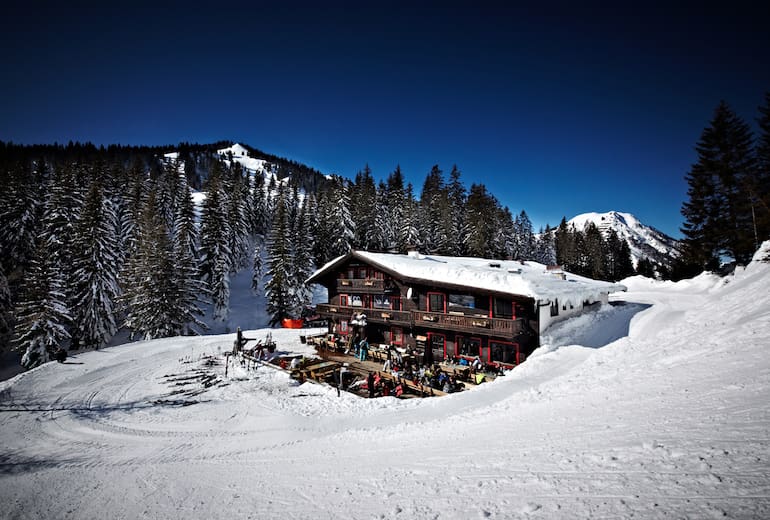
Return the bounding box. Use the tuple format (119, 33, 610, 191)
(390, 327, 403, 345)
(340, 294, 349, 307)
(456, 335, 482, 360)
(489, 340, 520, 366)
(339, 320, 349, 335)
(427, 292, 446, 313)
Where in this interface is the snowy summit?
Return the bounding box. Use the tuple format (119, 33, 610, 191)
(569, 210, 681, 267)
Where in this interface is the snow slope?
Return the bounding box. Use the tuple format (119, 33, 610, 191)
(569, 210, 681, 268)
(1, 244, 769, 519)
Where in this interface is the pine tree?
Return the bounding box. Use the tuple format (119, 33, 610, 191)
(71, 181, 121, 349)
(554, 218, 578, 271)
(445, 165, 466, 256)
(372, 180, 391, 251)
(533, 225, 556, 265)
(251, 241, 264, 294)
(121, 192, 183, 340)
(13, 240, 71, 368)
(0, 270, 14, 346)
(681, 101, 758, 269)
(386, 166, 407, 251)
(330, 177, 354, 257)
(265, 186, 293, 326)
(514, 211, 535, 260)
(0, 161, 43, 278)
(603, 228, 634, 281)
(464, 184, 496, 257)
(290, 197, 315, 315)
(753, 92, 770, 246)
(419, 165, 447, 254)
(399, 183, 420, 250)
(582, 223, 605, 279)
(171, 186, 207, 335)
(199, 172, 232, 322)
(350, 165, 377, 250)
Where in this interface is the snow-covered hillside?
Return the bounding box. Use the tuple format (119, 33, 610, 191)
(2, 244, 768, 518)
(569, 210, 681, 268)
(217, 142, 287, 186)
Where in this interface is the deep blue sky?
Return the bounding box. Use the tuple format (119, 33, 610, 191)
(2, 3, 769, 238)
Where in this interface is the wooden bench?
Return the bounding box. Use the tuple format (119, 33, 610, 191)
(377, 371, 446, 397)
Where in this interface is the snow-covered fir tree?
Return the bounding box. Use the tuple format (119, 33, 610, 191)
(419, 165, 447, 254)
(290, 196, 315, 314)
(170, 185, 208, 335)
(224, 163, 251, 272)
(121, 191, 186, 340)
(0, 161, 44, 278)
(265, 185, 294, 326)
(351, 165, 377, 250)
(251, 241, 264, 294)
(13, 240, 71, 368)
(71, 181, 121, 349)
(198, 170, 232, 322)
(444, 165, 467, 256)
(0, 270, 13, 345)
(399, 182, 420, 250)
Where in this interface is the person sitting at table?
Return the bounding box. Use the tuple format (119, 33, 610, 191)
(471, 356, 482, 374)
(391, 364, 400, 381)
(394, 383, 404, 398)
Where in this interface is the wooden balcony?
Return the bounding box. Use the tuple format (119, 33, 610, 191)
(335, 278, 386, 293)
(316, 304, 524, 337)
(412, 310, 523, 336)
(316, 304, 412, 326)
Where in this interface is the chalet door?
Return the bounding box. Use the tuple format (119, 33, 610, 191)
(426, 333, 445, 364)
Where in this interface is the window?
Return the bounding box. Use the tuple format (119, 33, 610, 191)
(550, 299, 559, 317)
(428, 292, 446, 313)
(339, 320, 349, 334)
(351, 295, 363, 307)
(493, 298, 513, 319)
(490, 340, 519, 365)
(389, 296, 402, 311)
(458, 336, 481, 357)
(448, 293, 475, 313)
(340, 294, 349, 307)
(373, 294, 392, 309)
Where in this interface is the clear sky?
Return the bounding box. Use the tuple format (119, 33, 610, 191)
(2, 3, 769, 238)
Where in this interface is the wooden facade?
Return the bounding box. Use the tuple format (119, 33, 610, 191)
(308, 253, 541, 369)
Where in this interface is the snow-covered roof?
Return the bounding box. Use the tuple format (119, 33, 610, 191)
(309, 251, 626, 303)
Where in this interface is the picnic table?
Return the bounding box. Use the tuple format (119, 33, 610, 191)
(301, 361, 340, 379)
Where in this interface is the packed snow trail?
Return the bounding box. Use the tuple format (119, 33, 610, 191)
(1, 245, 769, 518)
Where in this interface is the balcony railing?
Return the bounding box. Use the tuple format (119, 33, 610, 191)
(316, 304, 523, 336)
(336, 279, 386, 292)
(316, 304, 412, 325)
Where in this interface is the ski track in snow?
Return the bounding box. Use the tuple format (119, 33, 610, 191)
(2, 250, 770, 518)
